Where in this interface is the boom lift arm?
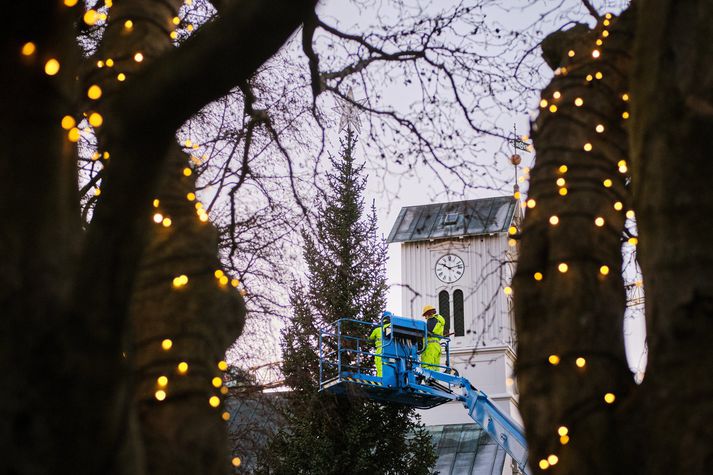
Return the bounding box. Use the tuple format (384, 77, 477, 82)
(319, 313, 531, 475)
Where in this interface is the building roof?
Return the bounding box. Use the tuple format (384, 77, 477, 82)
(386, 196, 517, 243)
(427, 423, 506, 475)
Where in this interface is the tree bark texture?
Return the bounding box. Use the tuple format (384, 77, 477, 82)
(629, 0, 713, 472)
(0, 1, 314, 473)
(513, 7, 637, 474)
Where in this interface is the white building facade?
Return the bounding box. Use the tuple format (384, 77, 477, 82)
(387, 196, 523, 475)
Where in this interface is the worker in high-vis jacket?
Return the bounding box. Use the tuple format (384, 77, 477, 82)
(421, 305, 445, 370)
(368, 318, 391, 377)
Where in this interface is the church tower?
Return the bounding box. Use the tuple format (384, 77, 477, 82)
(387, 196, 523, 474)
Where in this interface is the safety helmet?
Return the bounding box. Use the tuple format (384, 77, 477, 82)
(422, 304, 436, 316)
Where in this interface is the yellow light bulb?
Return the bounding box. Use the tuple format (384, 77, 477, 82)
(600, 265, 610, 275)
(209, 396, 220, 408)
(526, 198, 536, 208)
(91, 152, 100, 161)
(161, 339, 173, 350)
(603, 179, 612, 188)
(94, 187, 101, 196)
(619, 165, 628, 173)
(44, 58, 60, 76)
(534, 272, 543, 281)
(586, 74, 593, 82)
(67, 127, 80, 142)
(602, 30, 609, 37)
(232, 457, 241, 467)
(513, 191, 521, 200)
(61, 115, 76, 130)
(614, 201, 623, 211)
(97, 60, 104, 68)
(622, 93, 629, 101)
(219, 275, 229, 286)
(155, 390, 166, 401)
(117, 73, 126, 81)
(88, 112, 103, 127)
(83, 9, 98, 25)
(622, 111, 630, 119)
(559, 164, 568, 173)
(21, 42, 36, 56)
(162, 217, 172, 227)
(549, 216, 559, 225)
(222, 411, 230, 421)
(603, 19, 610, 26)
(596, 124, 604, 133)
(153, 199, 160, 207)
(592, 49, 600, 58)
(199, 214, 209, 223)
(539, 460, 549, 470)
(214, 269, 224, 278)
(187, 24, 194, 31)
(157, 376, 168, 387)
(558, 426, 568, 436)
(574, 97, 583, 107)
(64, 0, 79, 6)
(503, 286, 513, 296)
(103, 151, 110, 159)
(105, 58, 114, 67)
(604, 392, 616, 404)
(558, 263, 568, 273)
(548, 455, 559, 465)
(153, 213, 163, 223)
(628, 237, 638, 246)
(218, 360, 228, 371)
(626, 210, 635, 219)
(87, 84, 102, 100)
(183, 167, 192, 177)
(576, 357, 586, 367)
(559, 187, 568, 196)
(595, 71, 603, 80)
(567, 50, 575, 57)
(556, 178, 565, 186)
(220, 386, 228, 395)
(212, 377, 223, 388)
(560, 435, 570, 445)
(186, 192, 196, 201)
(124, 20, 133, 30)
(583, 143, 592, 152)
(539, 99, 548, 108)
(508, 239, 516, 247)
(553, 91, 561, 99)
(549, 104, 558, 113)
(172, 16, 180, 25)
(596, 39, 603, 46)
(178, 362, 188, 374)
(595, 217, 604, 227)
(548, 355, 560, 365)
(231, 279, 239, 287)
(134, 52, 144, 62)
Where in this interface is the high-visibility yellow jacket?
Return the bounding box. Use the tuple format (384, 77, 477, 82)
(369, 323, 390, 377)
(427, 314, 445, 342)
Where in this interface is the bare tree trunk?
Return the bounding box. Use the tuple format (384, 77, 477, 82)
(513, 6, 637, 474)
(629, 1, 713, 472)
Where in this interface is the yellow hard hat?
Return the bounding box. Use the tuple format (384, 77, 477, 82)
(422, 305, 436, 316)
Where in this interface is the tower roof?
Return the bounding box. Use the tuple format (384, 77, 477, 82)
(387, 196, 517, 243)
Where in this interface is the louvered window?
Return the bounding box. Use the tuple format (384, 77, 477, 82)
(453, 289, 464, 337)
(438, 290, 450, 336)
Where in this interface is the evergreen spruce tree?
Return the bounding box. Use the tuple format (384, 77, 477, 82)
(258, 128, 436, 474)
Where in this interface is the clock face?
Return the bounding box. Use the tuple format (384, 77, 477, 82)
(435, 254, 465, 283)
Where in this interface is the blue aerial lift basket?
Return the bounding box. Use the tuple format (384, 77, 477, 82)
(319, 312, 531, 475)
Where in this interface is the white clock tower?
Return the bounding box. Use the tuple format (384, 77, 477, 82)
(387, 196, 523, 475)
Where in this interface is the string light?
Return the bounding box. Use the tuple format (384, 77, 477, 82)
(209, 396, 220, 408)
(124, 20, 133, 30)
(626, 210, 635, 219)
(97, 60, 104, 68)
(567, 50, 575, 57)
(549, 104, 558, 113)
(560, 435, 570, 445)
(64, 0, 78, 6)
(218, 360, 228, 371)
(117, 73, 126, 81)
(556, 178, 565, 186)
(553, 91, 561, 99)
(222, 411, 231, 421)
(583, 143, 592, 152)
(628, 237, 638, 246)
(84, 9, 98, 25)
(231, 279, 240, 287)
(155, 390, 167, 401)
(161, 339, 173, 350)
(186, 192, 196, 201)
(557, 426, 568, 436)
(534, 272, 543, 281)
(67, 127, 80, 142)
(212, 377, 223, 388)
(172, 275, 188, 288)
(153, 213, 163, 223)
(548, 354, 560, 366)
(594, 217, 604, 227)
(153, 199, 160, 207)
(44, 58, 60, 76)
(232, 457, 241, 467)
(183, 167, 192, 177)
(87, 85, 102, 100)
(558, 164, 568, 173)
(595, 124, 604, 133)
(622, 111, 630, 119)
(88, 112, 103, 127)
(549, 215, 559, 225)
(600, 265, 610, 275)
(61, 115, 76, 130)
(558, 263, 568, 273)
(604, 393, 616, 404)
(172, 16, 181, 25)
(105, 58, 114, 67)
(21, 42, 36, 56)
(595, 71, 603, 80)
(603, 179, 612, 188)
(574, 97, 583, 107)
(592, 50, 600, 58)
(162, 217, 172, 227)
(575, 357, 586, 368)
(614, 201, 623, 211)
(503, 286, 513, 295)
(157, 376, 168, 387)
(178, 362, 189, 374)
(547, 455, 559, 466)
(134, 52, 144, 62)
(526, 198, 536, 208)
(558, 187, 568, 196)
(539, 459, 549, 470)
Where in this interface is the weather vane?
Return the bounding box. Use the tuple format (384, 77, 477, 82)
(334, 87, 367, 133)
(510, 124, 531, 195)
